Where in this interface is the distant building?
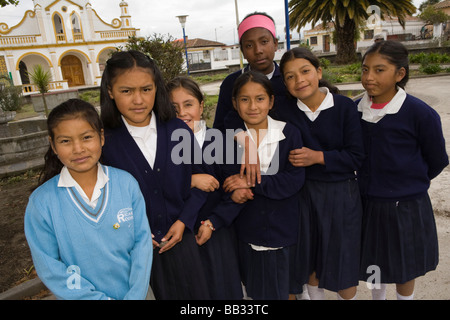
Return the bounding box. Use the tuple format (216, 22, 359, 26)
(434, 0, 450, 16)
(174, 37, 227, 71)
(303, 15, 425, 55)
(174, 37, 288, 72)
(0, 0, 139, 94)
(434, 0, 450, 40)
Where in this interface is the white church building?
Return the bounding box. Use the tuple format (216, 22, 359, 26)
(0, 0, 139, 94)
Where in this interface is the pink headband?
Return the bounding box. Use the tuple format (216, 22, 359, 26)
(238, 15, 276, 40)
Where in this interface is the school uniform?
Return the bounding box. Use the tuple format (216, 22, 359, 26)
(275, 88, 365, 292)
(233, 117, 305, 300)
(193, 122, 244, 300)
(212, 62, 288, 132)
(357, 88, 449, 284)
(24, 165, 152, 300)
(101, 112, 211, 300)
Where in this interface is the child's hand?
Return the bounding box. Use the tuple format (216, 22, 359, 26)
(223, 174, 250, 193)
(151, 234, 159, 249)
(191, 174, 220, 192)
(158, 220, 185, 254)
(289, 147, 324, 167)
(235, 131, 261, 187)
(195, 220, 214, 246)
(230, 188, 254, 204)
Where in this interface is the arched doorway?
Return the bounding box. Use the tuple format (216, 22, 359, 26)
(61, 55, 85, 87)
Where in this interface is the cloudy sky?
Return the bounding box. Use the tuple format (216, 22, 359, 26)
(1, 0, 424, 45)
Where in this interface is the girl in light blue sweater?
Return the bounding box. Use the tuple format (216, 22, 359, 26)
(24, 99, 152, 300)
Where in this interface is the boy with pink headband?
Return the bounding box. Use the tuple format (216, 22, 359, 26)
(213, 12, 285, 133)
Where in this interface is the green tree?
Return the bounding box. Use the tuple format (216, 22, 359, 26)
(28, 65, 52, 117)
(418, 0, 440, 13)
(419, 4, 450, 25)
(122, 34, 184, 82)
(0, 74, 22, 112)
(288, 0, 416, 64)
(0, 0, 19, 7)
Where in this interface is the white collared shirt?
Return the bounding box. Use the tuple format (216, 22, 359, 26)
(193, 120, 207, 148)
(58, 163, 109, 209)
(244, 116, 286, 251)
(357, 87, 407, 123)
(246, 62, 276, 80)
(244, 115, 286, 174)
(297, 87, 334, 121)
(122, 111, 157, 168)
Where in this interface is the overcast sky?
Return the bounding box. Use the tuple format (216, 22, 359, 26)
(1, 0, 425, 45)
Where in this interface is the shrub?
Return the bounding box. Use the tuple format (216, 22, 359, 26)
(322, 69, 344, 83)
(409, 52, 427, 64)
(79, 90, 100, 106)
(420, 63, 442, 74)
(342, 62, 361, 75)
(319, 58, 331, 69)
(409, 52, 450, 64)
(0, 74, 22, 112)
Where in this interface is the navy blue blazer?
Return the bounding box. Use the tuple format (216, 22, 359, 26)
(275, 94, 365, 182)
(193, 128, 246, 231)
(101, 115, 207, 242)
(232, 122, 305, 248)
(356, 94, 449, 200)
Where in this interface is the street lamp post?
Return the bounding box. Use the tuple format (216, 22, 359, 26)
(234, 0, 243, 69)
(284, 0, 291, 50)
(176, 15, 190, 75)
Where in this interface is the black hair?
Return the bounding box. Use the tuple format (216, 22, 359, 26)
(232, 70, 274, 105)
(280, 47, 340, 94)
(238, 11, 277, 46)
(362, 40, 409, 89)
(100, 50, 176, 129)
(38, 99, 103, 186)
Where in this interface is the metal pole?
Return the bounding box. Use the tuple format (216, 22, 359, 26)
(182, 27, 190, 75)
(234, 0, 243, 69)
(284, 0, 291, 50)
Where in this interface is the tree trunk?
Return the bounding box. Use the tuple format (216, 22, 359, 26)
(41, 93, 49, 118)
(335, 16, 358, 65)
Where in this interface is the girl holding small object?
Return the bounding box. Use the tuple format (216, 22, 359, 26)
(100, 50, 210, 300)
(167, 76, 243, 299)
(25, 99, 152, 300)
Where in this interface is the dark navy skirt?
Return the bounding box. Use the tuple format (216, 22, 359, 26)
(296, 179, 362, 292)
(238, 240, 301, 300)
(359, 193, 439, 284)
(197, 226, 243, 300)
(150, 230, 211, 300)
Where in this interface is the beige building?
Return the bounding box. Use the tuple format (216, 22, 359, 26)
(304, 15, 425, 55)
(0, 0, 139, 94)
(435, 0, 450, 15)
(434, 0, 450, 40)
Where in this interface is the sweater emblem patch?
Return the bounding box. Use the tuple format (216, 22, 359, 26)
(117, 207, 134, 225)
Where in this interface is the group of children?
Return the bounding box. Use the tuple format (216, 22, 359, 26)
(24, 12, 448, 300)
